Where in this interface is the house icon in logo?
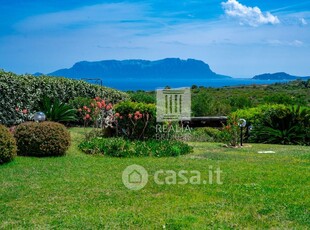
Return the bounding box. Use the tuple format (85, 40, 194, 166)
(122, 164, 148, 190)
(129, 169, 143, 184)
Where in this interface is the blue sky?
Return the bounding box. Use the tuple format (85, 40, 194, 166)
(1, 0, 310, 77)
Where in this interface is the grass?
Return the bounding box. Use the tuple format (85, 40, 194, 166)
(0, 127, 309, 229)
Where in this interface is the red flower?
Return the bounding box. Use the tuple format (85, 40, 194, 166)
(85, 114, 90, 119)
(105, 105, 111, 110)
(115, 113, 120, 117)
(97, 102, 102, 108)
(95, 97, 100, 101)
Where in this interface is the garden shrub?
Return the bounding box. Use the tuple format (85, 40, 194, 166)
(14, 122, 71, 156)
(0, 124, 17, 164)
(0, 70, 128, 126)
(189, 127, 222, 142)
(231, 104, 287, 126)
(219, 114, 241, 147)
(114, 101, 156, 140)
(128, 91, 156, 104)
(69, 97, 94, 125)
(78, 137, 192, 157)
(250, 106, 310, 145)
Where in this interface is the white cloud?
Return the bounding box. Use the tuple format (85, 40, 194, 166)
(221, 0, 280, 27)
(266, 39, 304, 47)
(300, 18, 308, 25)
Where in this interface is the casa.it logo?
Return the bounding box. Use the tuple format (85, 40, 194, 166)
(122, 164, 223, 190)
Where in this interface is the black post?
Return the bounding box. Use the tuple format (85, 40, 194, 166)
(240, 127, 243, 146)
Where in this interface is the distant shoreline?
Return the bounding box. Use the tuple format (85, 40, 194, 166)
(82, 78, 295, 91)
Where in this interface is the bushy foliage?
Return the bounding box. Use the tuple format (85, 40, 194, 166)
(79, 137, 192, 157)
(0, 124, 17, 164)
(76, 97, 114, 128)
(220, 114, 241, 147)
(0, 70, 128, 126)
(114, 101, 156, 140)
(192, 91, 231, 116)
(14, 122, 71, 157)
(232, 104, 287, 126)
(189, 127, 222, 142)
(128, 91, 156, 104)
(250, 106, 310, 145)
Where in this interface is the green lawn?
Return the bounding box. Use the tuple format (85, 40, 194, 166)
(0, 128, 309, 229)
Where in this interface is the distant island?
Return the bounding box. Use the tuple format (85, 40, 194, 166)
(47, 58, 231, 80)
(253, 72, 310, 80)
(31, 58, 310, 90)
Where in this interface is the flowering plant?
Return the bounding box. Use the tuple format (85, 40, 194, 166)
(15, 104, 33, 124)
(78, 97, 115, 129)
(220, 114, 241, 147)
(114, 101, 156, 140)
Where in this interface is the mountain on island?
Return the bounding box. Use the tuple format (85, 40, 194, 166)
(253, 72, 310, 80)
(48, 58, 231, 79)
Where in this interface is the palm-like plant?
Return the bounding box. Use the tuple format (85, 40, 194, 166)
(39, 97, 77, 122)
(251, 106, 310, 145)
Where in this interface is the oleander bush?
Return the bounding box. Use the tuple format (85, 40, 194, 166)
(0, 70, 128, 126)
(114, 101, 156, 140)
(0, 124, 17, 164)
(79, 137, 193, 157)
(14, 122, 71, 157)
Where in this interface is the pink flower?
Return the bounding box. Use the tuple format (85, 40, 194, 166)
(114, 113, 120, 117)
(85, 114, 90, 119)
(91, 103, 95, 107)
(105, 105, 111, 110)
(22, 109, 27, 114)
(95, 97, 100, 101)
(15, 107, 19, 112)
(97, 102, 102, 108)
(83, 106, 88, 110)
(128, 114, 132, 119)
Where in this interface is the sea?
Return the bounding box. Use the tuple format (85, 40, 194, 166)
(91, 78, 292, 91)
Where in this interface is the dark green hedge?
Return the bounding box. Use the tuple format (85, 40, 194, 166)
(0, 70, 128, 125)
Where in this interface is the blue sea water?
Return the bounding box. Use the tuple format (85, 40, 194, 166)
(94, 78, 291, 91)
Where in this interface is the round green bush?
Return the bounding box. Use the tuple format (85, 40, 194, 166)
(14, 122, 71, 157)
(0, 124, 17, 164)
